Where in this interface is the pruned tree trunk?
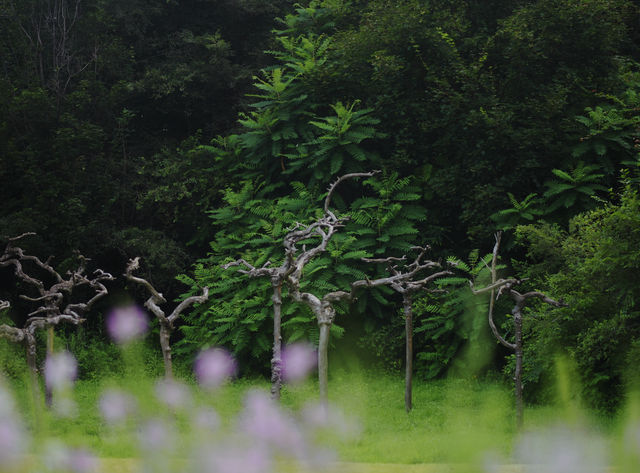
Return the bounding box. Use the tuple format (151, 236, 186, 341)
(125, 257, 208, 378)
(25, 331, 38, 377)
(159, 322, 173, 379)
(469, 232, 566, 430)
(221, 258, 290, 400)
(45, 325, 55, 405)
(271, 281, 283, 400)
(283, 172, 381, 404)
(318, 322, 331, 405)
(513, 307, 524, 429)
(404, 293, 413, 412)
(0, 234, 113, 409)
(362, 248, 454, 411)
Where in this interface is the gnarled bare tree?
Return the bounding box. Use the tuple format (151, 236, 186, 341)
(363, 247, 453, 412)
(125, 257, 209, 378)
(0, 233, 113, 402)
(221, 258, 288, 400)
(283, 172, 454, 405)
(223, 172, 379, 400)
(469, 232, 566, 428)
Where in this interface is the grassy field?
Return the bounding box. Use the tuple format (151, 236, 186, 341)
(4, 363, 629, 473)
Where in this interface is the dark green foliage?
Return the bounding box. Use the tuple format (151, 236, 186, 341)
(413, 253, 503, 379)
(2, 0, 640, 398)
(542, 163, 609, 215)
(515, 181, 640, 410)
(491, 193, 545, 231)
(178, 9, 429, 369)
(0, 0, 293, 296)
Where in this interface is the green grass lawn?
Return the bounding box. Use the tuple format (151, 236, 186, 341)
(5, 366, 624, 473)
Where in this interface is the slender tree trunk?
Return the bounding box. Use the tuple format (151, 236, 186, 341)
(404, 292, 413, 412)
(25, 331, 42, 430)
(271, 282, 283, 400)
(513, 308, 524, 429)
(45, 325, 54, 406)
(318, 321, 331, 406)
(159, 322, 173, 379)
(25, 333, 38, 377)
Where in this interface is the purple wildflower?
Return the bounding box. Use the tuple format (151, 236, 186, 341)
(282, 343, 317, 383)
(99, 389, 137, 425)
(106, 305, 148, 344)
(44, 351, 77, 391)
(66, 448, 98, 473)
(514, 425, 608, 473)
(192, 407, 220, 432)
(138, 419, 171, 452)
(154, 379, 191, 409)
(42, 442, 98, 473)
(239, 390, 305, 455)
(194, 348, 236, 389)
(0, 418, 26, 466)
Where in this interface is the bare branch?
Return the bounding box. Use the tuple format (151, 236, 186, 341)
(518, 290, 567, 308)
(361, 255, 407, 264)
(468, 278, 519, 295)
(0, 325, 25, 343)
(323, 290, 351, 304)
(409, 269, 454, 288)
(168, 287, 209, 324)
(25, 314, 85, 333)
(19, 293, 63, 303)
(64, 270, 114, 317)
(125, 256, 208, 377)
(124, 257, 166, 304)
(3, 232, 36, 243)
(222, 259, 274, 278)
(0, 300, 9, 311)
(324, 171, 380, 214)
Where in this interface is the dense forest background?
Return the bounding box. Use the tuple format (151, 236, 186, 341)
(2, 0, 640, 411)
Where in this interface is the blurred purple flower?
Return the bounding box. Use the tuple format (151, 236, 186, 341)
(194, 348, 236, 389)
(154, 379, 191, 410)
(138, 419, 172, 452)
(192, 407, 220, 432)
(106, 305, 148, 344)
(514, 425, 608, 473)
(44, 351, 77, 391)
(99, 389, 137, 425)
(42, 442, 97, 473)
(282, 343, 316, 383)
(0, 418, 26, 466)
(66, 448, 98, 473)
(240, 390, 305, 455)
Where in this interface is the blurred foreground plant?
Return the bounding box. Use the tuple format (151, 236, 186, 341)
(0, 306, 354, 473)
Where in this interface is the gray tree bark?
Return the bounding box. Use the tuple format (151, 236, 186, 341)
(1, 234, 113, 405)
(469, 232, 566, 429)
(270, 279, 283, 399)
(362, 248, 454, 412)
(125, 257, 208, 379)
(403, 293, 413, 412)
